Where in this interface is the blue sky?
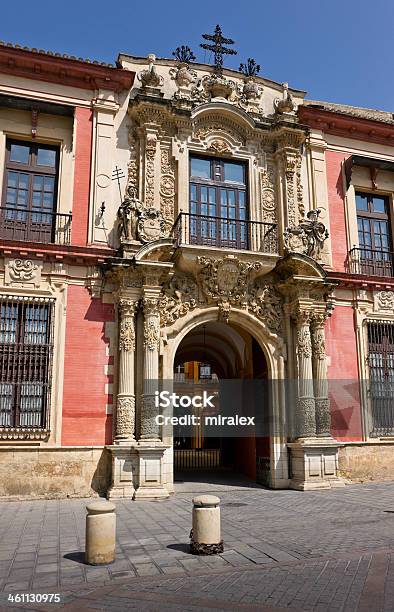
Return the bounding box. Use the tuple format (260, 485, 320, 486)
(1, 0, 393, 112)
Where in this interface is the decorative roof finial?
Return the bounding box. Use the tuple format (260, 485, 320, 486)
(239, 58, 260, 78)
(274, 82, 296, 114)
(200, 24, 237, 75)
(172, 45, 196, 64)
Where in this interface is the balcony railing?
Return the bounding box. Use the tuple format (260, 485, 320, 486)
(172, 213, 278, 254)
(348, 247, 394, 277)
(0, 207, 72, 245)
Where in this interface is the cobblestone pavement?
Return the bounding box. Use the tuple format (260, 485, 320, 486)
(0, 480, 393, 610)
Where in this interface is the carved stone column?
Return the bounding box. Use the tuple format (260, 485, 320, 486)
(311, 313, 331, 437)
(295, 309, 316, 438)
(288, 308, 344, 491)
(107, 295, 139, 500)
(134, 287, 169, 500)
(115, 298, 137, 443)
(140, 294, 161, 441)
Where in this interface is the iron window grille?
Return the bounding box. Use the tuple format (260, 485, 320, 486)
(0, 297, 54, 433)
(367, 321, 394, 437)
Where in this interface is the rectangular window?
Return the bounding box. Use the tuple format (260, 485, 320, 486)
(0, 299, 54, 429)
(1, 139, 61, 244)
(189, 156, 248, 249)
(367, 321, 394, 437)
(356, 192, 394, 276)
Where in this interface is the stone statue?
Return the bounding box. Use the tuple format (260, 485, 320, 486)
(284, 209, 329, 260)
(117, 197, 143, 242)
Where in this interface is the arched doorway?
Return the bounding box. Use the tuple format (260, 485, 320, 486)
(172, 320, 271, 485)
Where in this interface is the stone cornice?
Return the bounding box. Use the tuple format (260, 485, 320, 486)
(0, 43, 135, 92)
(0, 241, 115, 265)
(299, 106, 394, 146)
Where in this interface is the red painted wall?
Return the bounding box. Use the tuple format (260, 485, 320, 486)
(326, 150, 350, 272)
(326, 306, 363, 440)
(62, 285, 114, 445)
(71, 106, 93, 247)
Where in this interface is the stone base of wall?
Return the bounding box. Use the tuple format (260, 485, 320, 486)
(0, 447, 111, 500)
(339, 442, 394, 483)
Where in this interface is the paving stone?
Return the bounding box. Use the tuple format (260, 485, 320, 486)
(134, 563, 161, 576)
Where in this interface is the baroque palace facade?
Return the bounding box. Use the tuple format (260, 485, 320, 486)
(0, 31, 393, 499)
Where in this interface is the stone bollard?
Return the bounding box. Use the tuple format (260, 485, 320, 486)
(190, 495, 223, 555)
(85, 501, 116, 565)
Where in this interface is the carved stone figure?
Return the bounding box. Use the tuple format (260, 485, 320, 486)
(284, 209, 329, 260)
(117, 197, 143, 241)
(171, 62, 197, 88)
(242, 77, 260, 100)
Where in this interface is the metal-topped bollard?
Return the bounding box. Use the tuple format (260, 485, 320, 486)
(190, 495, 223, 554)
(85, 500, 116, 565)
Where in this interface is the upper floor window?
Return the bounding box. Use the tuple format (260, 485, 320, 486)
(355, 192, 394, 276)
(189, 156, 248, 249)
(0, 140, 70, 245)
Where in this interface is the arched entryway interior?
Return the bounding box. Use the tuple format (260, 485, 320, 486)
(173, 321, 270, 484)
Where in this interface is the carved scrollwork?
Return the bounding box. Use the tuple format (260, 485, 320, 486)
(191, 73, 237, 103)
(8, 259, 38, 282)
(137, 207, 167, 243)
(311, 327, 326, 360)
(158, 275, 199, 326)
(160, 144, 176, 223)
(144, 320, 160, 351)
(260, 165, 276, 223)
(116, 395, 135, 438)
(297, 327, 312, 359)
(140, 394, 160, 439)
(376, 290, 394, 310)
(198, 255, 261, 305)
(248, 283, 283, 334)
(295, 397, 316, 437)
(145, 134, 156, 207)
(119, 320, 135, 352)
(118, 299, 136, 352)
(137, 54, 164, 91)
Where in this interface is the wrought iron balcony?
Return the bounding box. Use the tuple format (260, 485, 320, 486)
(348, 247, 394, 278)
(172, 213, 278, 254)
(0, 207, 72, 245)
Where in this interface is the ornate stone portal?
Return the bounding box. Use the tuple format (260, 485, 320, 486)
(104, 246, 344, 498)
(104, 47, 342, 498)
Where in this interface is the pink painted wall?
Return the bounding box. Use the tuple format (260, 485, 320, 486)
(326, 306, 363, 440)
(62, 285, 114, 445)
